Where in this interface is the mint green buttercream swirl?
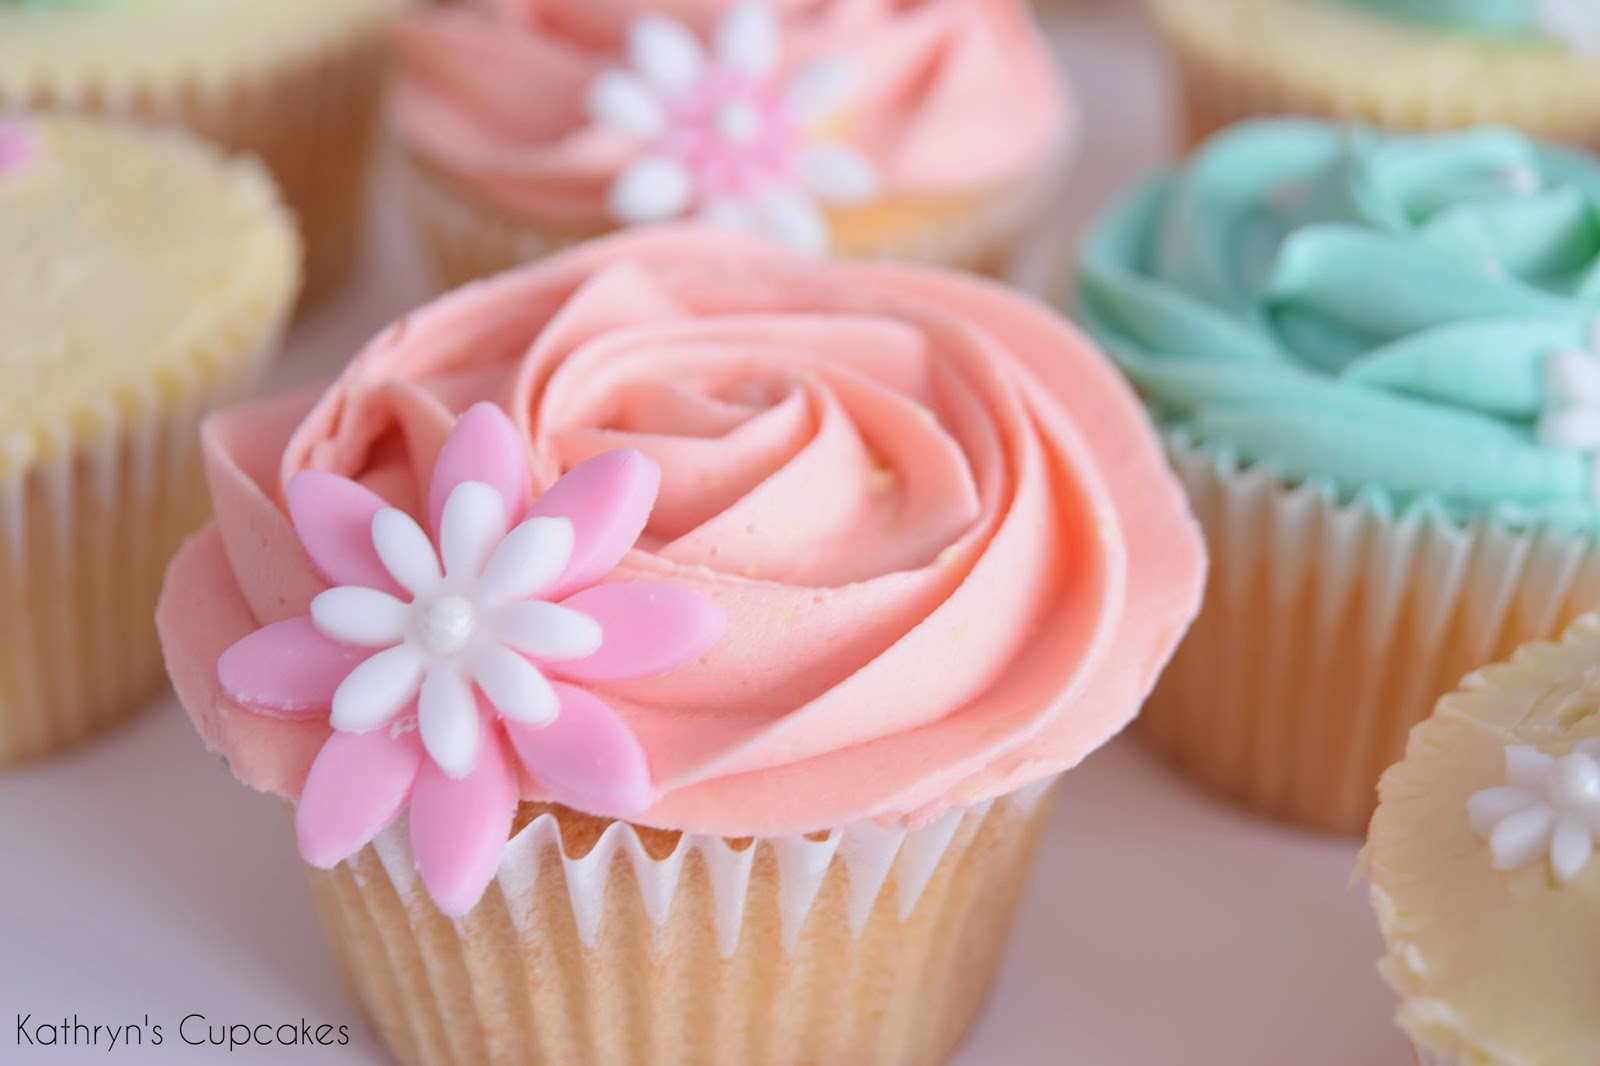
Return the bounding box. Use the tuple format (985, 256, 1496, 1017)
(1077, 119, 1600, 526)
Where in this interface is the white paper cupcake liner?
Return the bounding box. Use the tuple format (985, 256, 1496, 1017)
(0, 328, 283, 767)
(1138, 433, 1600, 834)
(306, 778, 1057, 1066)
(366, 774, 1056, 956)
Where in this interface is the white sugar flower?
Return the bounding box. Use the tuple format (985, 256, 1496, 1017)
(1468, 739, 1600, 883)
(1538, 0, 1600, 52)
(1537, 319, 1600, 499)
(586, 1, 878, 254)
(310, 481, 600, 779)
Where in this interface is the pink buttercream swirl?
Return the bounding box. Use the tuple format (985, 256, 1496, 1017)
(158, 227, 1205, 844)
(392, 0, 1070, 226)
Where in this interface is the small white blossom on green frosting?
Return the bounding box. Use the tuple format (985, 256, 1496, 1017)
(1468, 740, 1600, 883)
(1538, 320, 1600, 501)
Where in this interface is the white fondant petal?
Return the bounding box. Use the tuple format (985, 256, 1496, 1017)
(439, 481, 507, 581)
(492, 601, 603, 661)
(783, 57, 853, 122)
(630, 14, 705, 97)
(310, 587, 410, 647)
(1551, 812, 1595, 882)
(1467, 786, 1539, 838)
(716, 2, 778, 76)
(370, 508, 443, 599)
(755, 185, 828, 255)
(369, 505, 441, 598)
(1489, 803, 1558, 871)
(418, 666, 480, 779)
(1544, 347, 1600, 407)
(1542, 407, 1600, 450)
(796, 145, 878, 205)
(610, 155, 694, 224)
(330, 643, 427, 733)
(587, 70, 669, 141)
(468, 643, 559, 726)
(479, 516, 575, 605)
(1505, 744, 1556, 788)
(698, 196, 758, 234)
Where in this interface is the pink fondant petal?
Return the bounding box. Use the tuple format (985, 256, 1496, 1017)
(286, 470, 402, 594)
(551, 584, 724, 683)
(409, 734, 517, 917)
(506, 683, 653, 816)
(296, 728, 424, 869)
(528, 449, 659, 600)
(217, 616, 372, 718)
(428, 402, 532, 538)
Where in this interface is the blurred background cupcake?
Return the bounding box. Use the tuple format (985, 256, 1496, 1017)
(1368, 611, 1600, 1066)
(392, 0, 1072, 289)
(1149, 0, 1600, 150)
(157, 227, 1203, 1066)
(1077, 118, 1600, 834)
(0, 0, 416, 302)
(0, 115, 299, 768)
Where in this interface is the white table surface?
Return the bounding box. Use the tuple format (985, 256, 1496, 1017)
(0, 4, 1415, 1063)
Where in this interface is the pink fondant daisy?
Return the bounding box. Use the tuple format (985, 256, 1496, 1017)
(217, 403, 724, 914)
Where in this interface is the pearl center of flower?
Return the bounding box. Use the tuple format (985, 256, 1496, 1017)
(714, 100, 763, 144)
(1547, 753, 1600, 809)
(417, 594, 477, 658)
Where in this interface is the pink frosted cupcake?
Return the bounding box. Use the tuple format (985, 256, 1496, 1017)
(158, 228, 1202, 1066)
(392, 0, 1071, 288)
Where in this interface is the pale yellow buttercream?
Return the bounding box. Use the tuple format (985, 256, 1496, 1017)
(1369, 614, 1600, 1066)
(1152, 0, 1600, 136)
(0, 0, 411, 93)
(0, 118, 299, 475)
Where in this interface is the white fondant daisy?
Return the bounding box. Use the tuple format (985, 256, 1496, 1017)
(1537, 319, 1600, 499)
(1537, 0, 1600, 53)
(586, 1, 878, 254)
(1467, 739, 1600, 883)
(309, 481, 599, 779)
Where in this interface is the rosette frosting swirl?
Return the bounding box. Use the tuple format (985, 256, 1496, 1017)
(1079, 119, 1600, 524)
(392, 0, 1067, 234)
(160, 227, 1204, 837)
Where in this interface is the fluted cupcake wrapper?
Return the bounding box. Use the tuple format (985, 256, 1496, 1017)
(401, 150, 1068, 294)
(1137, 433, 1600, 835)
(4, 30, 390, 303)
(0, 329, 283, 768)
(305, 779, 1056, 1066)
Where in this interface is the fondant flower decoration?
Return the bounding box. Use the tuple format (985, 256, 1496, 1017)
(216, 403, 725, 915)
(0, 120, 36, 174)
(1537, 319, 1600, 498)
(586, 1, 878, 255)
(1538, 0, 1600, 53)
(1467, 739, 1600, 883)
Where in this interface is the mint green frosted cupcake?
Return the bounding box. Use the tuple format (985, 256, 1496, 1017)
(1077, 118, 1600, 833)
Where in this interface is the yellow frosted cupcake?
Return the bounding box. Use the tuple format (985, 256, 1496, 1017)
(1150, 0, 1600, 150)
(0, 116, 299, 767)
(0, 0, 415, 301)
(392, 0, 1071, 289)
(1369, 612, 1600, 1065)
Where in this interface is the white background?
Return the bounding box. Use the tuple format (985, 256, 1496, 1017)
(0, 3, 1416, 1063)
